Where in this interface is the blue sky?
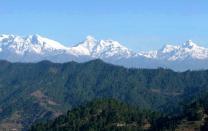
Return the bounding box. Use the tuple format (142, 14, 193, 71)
(0, 0, 208, 51)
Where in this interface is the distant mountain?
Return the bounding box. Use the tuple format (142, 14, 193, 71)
(141, 40, 208, 61)
(1, 34, 208, 70)
(70, 36, 134, 58)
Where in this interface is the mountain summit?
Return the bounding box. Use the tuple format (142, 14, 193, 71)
(0, 34, 68, 54)
(70, 36, 133, 58)
(183, 40, 198, 48)
(0, 34, 208, 70)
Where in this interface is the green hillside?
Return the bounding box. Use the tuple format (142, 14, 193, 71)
(0, 60, 208, 130)
(30, 95, 208, 131)
(30, 99, 157, 131)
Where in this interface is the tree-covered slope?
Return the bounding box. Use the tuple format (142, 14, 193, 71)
(0, 59, 208, 130)
(30, 99, 158, 131)
(153, 93, 208, 131)
(30, 95, 208, 131)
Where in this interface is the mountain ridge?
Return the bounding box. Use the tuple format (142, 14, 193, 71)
(0, 34, 208, 70)
(0, 59, 208, 130)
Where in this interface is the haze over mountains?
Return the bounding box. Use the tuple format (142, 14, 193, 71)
(0, 34, 208, 71)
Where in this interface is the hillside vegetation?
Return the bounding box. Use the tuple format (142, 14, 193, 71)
(30, 94, 208, 131)
(0, 60, 208, 130)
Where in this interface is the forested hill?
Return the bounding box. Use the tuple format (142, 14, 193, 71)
(0, 59, 208, 130)
(30, 95, 208, 131)
(30, 99, 157, 131)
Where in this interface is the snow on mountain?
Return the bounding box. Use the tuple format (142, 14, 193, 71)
(0, 34, 69, 55)
(137, 50, 158, 59)
(137, 40, 208, 61)
(157, 40, 208, 61)
(0, 34, 77, 62)
(69, 36, 134, 58)
(179, 40, 208, 60)
(0, 34, 136, 63)
(1, 34, 208, 70)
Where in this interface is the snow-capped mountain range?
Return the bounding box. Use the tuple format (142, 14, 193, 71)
(0, 34, 208, 71)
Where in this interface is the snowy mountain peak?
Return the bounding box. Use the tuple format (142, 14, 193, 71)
(86, 35, 96, 42)
(1, 34, 208, 70)
(153, 40, 208, 61)
(160, 44, 180, 53)
(183, 40, 198, 48)
(25, 34, 68, 50)
(27, 34, 42, 41)
(0, 34, 69, 56)
(137, 40, 208, 61)
(0, 34, 15, 42)
(81, 35, 97, 49)
(70, 36, 133, 58)
(186, 40, 193, 43)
